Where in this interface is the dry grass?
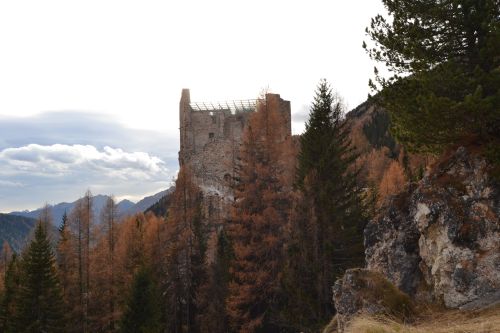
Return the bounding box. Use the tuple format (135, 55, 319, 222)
(355, 270, 415, 320)
(345, 305, 500, 333)
(322, 316, 338, 333)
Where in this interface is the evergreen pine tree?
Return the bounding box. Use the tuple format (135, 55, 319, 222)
(286, 80, 367, 329)
(120, 267, 161, 333)
(59, 211, 68, 234)
(365, 0, 500, 153)
(296, 79, 344, 189)
(14, 222, 66, 333)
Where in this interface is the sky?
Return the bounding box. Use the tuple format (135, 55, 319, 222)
(0, 0, 387, 212)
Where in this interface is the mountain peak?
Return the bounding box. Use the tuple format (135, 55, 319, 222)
(8, 188, 172, 227)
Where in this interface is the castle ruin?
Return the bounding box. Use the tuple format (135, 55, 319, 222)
(178, 89, 292, 226)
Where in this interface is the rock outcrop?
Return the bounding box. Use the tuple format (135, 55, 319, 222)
(331, 268, 413, 332)
(365, 146, 500, 308)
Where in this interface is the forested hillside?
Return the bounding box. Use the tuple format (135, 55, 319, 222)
(0, 214, 37, 253)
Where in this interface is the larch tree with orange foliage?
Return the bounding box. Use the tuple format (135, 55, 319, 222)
(1, 242, 12, 286)
(143, 212, 167, 279)
(227, 97, 292, 333)
(0, 242, 14, 327)
(56, 212, 72, 298)
(162, 166, 207, 333)
(378, 160, 407, 206)
(59, 191, 94, 333)
(89, 196, 120, 332)
(114, 213, 147, 299)
(0, 251, 20, 333)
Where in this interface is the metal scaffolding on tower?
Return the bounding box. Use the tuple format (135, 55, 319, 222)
(189, 99, 258, 113)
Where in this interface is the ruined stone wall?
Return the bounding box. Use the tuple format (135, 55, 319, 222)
(178, 89, 291, 229)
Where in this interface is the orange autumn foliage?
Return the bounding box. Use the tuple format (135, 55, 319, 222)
(227, 97, 292, 333)
(378, 160, 407, 205)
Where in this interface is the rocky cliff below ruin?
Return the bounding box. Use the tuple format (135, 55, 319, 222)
(365, 146, 500, 309)
(330, 146, 500, 332)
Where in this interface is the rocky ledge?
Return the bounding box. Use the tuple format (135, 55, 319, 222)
(331, 268, 413, 332)
(365, 146, 500, 308)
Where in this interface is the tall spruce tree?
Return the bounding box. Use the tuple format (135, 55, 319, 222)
(14, 222, 65, 333)
(286, 80, 366, 329)
(59, 211, 68, 234)
(120, 267, 161, 333)
(364, 0, 500, 153)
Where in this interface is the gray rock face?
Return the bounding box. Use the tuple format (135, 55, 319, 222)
(364, 190, 422, 297)
(366, 147, 500, 308)
(332, 268, 412, 332)
(332, 269, 383, 332)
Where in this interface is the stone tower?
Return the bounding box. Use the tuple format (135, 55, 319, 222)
(178, 89, 291, 258)
(179, 89, 291, 199)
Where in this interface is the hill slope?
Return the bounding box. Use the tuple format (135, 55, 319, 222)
(124, 187, 174, 216)
(0, 213, 37, 253)
(144, 187, 175, 217)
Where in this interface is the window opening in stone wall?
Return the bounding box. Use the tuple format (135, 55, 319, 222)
(209, 132, 214, 139)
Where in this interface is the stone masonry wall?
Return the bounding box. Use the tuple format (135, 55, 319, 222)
(178, 89, 292, 235)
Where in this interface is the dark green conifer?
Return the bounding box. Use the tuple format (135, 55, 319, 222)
(296, 79, 343, 189)
(58, 211, 68, 234)
(120, 267, 161, 333)
(285, 79, 367, 329)
(365, 0, 500, 153)
(14, 223, 66, 333)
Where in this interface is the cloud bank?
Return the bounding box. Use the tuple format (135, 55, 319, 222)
(0, 144, 168, 180)
(0, 111, 179, 212)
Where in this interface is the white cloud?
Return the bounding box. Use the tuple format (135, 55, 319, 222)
(0, 112, 179, 212)
(0, 144, 169, 181)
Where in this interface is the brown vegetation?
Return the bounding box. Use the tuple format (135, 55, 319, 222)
(343, 305, 500, 333)
(227, 98, 293, 332)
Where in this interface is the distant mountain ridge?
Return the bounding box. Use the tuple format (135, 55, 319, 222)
(1, 187, 173, 254)
(9, 187, 174, 227)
